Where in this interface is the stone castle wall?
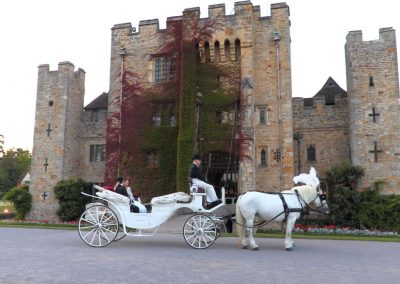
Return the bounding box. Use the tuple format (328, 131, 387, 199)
(79, 109, 107, 183)
(107, 1, 293, 193)
(346, 28, 400, 193)
(28, 62, 85, 221)
(292, 93, 349, 181)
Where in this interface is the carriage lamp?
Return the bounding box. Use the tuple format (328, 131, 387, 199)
(3, 208, 8, 214)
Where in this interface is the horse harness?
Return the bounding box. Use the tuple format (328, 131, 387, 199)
(233, 189, 321, 229)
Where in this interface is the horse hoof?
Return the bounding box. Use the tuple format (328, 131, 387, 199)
(242, 245, 249, 249)
(285, 246, 294, 251)
(251, 247, 260, 251)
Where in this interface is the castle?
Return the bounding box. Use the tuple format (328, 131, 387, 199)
(28, 1, 400, 221)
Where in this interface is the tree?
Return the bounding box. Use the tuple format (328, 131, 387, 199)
(3, 185, 32, 219)
(0, 148, 31, 199)
(0, 134, 4, 158)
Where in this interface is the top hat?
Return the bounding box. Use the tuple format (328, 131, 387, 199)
(192, 154, 201, 161)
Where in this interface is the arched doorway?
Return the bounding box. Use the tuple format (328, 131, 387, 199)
(201, 151, 238, 197)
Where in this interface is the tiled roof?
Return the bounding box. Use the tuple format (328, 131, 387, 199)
(313, 77, 347, 98)
(84, 92, 108, 110)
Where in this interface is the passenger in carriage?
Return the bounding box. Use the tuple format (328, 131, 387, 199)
(190, 154, 222, 209)
(114, 177, 147, 213)
(123, 178, 147, 213)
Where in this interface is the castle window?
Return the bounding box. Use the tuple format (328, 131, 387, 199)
(260, 108, 266, 124)
(274, 149, 281, 162)
(154, 57, 175, 83)
(260, 149, 267, 166)
(369, 76, 374, 87)
(195, 42, 200, 64)
(90, 110, 99, 122)
(169, 115, 177, 127)
(153, 113, 161, 127)
(214, 41, 220, 63)
(325, 93, 335, 105)
(90, 144, 105, 162)
(215, 111, 222, 124)
(307, 145, 316, 161)
(304, 98, 313, 108)
(224, 40, 231, 61)
(235, 39, 241, 62)
(48, 101, 54, 107)
(204, 41, 211, 63)
(145, 151, 159, 167)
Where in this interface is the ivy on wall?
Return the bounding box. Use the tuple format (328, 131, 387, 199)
(105, 11, 242, 200)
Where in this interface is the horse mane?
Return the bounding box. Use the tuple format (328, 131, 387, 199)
(290, 185, 317, 203)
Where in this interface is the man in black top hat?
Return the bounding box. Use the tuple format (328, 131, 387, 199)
(190, 154, 222, 209)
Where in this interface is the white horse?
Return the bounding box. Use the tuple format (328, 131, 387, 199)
(236, 167, 329, 251)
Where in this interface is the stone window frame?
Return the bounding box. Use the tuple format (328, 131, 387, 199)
(255, 105, 268, 125)
(152, 56, 176, 83)
(90, 144, 106, 162)
(307, 144, 316, 162)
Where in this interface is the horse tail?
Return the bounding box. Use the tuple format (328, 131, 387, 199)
(235, 195, 245, 238)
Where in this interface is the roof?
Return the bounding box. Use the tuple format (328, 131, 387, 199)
(313, 77, 347, 98)
(84, 92, 108, 110)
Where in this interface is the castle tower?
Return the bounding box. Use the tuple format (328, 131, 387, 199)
(29, 62, 85, 221)
(345, 28, 400, 193)
(106, 1, 293, 195)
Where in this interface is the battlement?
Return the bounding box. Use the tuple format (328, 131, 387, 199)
(38, 61, 85, 77)
(111, 1, 289, 37)
(346, 27, 396, 46)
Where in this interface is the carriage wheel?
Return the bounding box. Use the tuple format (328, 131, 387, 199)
(183, 214, 217, 249)
(78, 205, 119, 247)
(113, 225, 131, 241)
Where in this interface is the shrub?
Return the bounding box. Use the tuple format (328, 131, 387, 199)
(325, 162, 364, 228)
(357, 181, 400, 232)
(3, 185, 32, 219)
(54, 179, 91, 222)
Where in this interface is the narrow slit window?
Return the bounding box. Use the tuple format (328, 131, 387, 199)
(369, 76, 374, 87)
(235, 38, 241, 62)
(260, 149, 267, 166)
(204, 41, 211, 63)
(307, 145, 316, 161)
(214, 41, 220, 63)
(224, 40, 231, 61)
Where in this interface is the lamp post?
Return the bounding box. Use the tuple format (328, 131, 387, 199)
(293, 132, 303, 175)
(117, 48, 127, 175)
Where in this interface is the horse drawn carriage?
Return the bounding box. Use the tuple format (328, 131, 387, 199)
(78, 184, 227, 249)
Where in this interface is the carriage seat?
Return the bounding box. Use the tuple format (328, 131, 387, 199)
(188, 177, 206, 194)
(94, 184, 130, 204)
(151, 192, 191, 206)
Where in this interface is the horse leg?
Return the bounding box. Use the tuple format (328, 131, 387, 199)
(236, 202, 249, 249)
(284, 216, 296, 251)
(245, 217, 259, 251)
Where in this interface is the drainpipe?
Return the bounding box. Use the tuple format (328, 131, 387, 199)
(274, 31, 284, 191)
(118, 47, 127, 176)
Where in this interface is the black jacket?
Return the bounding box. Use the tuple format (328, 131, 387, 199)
(115, 184, 128, 197)
(190, 163, 205, 181)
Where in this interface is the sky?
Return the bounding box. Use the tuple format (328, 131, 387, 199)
(1, 0, 399, 152)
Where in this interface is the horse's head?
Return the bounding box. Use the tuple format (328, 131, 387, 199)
(314, 187, 329, 213)
(293, 185, 329, 213)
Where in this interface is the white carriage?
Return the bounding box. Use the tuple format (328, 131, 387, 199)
(78, 185, 227, 249)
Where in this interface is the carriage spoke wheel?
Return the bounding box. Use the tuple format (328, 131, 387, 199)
(183, 214, 217, 249)
(78, 205, 119, 247)
(113, 225, 131, 241)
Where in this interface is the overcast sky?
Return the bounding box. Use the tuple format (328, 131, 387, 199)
(1, 0, 398, 151)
